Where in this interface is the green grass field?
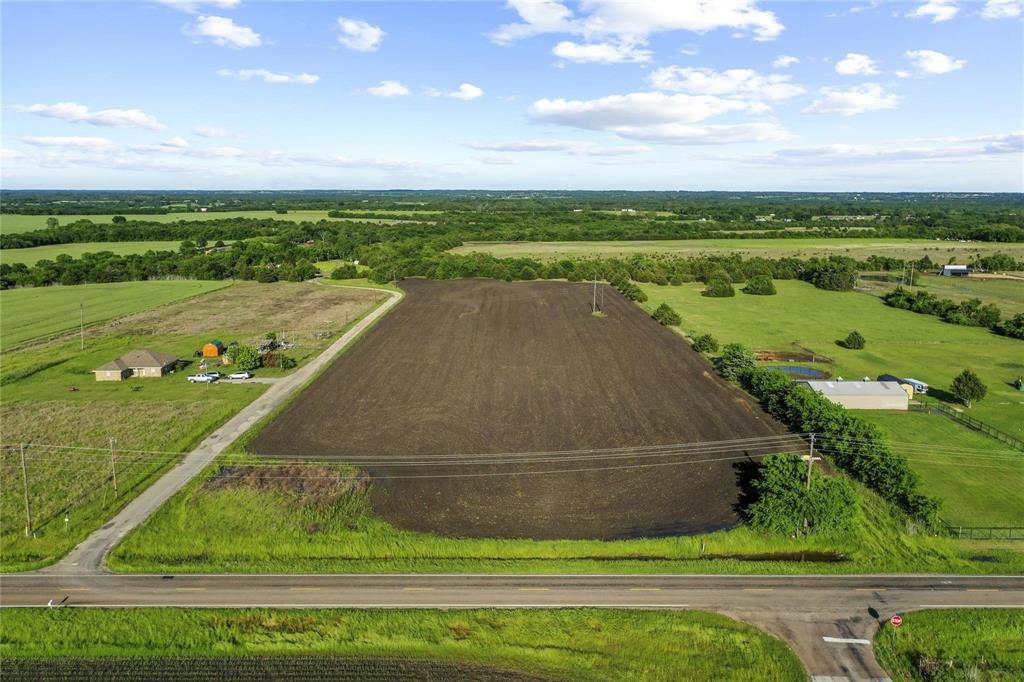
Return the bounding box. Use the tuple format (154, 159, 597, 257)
(860, 273, 1024, 315)
(451, 239, 1024, 262)
(638, 280, 1024, 438)
(1, 241, 184, 265)
(875, 609, 1024, 681)
(858, 412, 1024, 527)
(0, 210, 440, 234)
(0, 608, 805, 681)
(0, 280, 231, 348)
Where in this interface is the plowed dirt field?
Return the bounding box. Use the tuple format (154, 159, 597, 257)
(251, 279, 790, 539)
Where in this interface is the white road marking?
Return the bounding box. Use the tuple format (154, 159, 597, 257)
(822, 637, 871, 645)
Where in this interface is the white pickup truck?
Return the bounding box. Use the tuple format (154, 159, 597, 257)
(187, 372, 220, 383)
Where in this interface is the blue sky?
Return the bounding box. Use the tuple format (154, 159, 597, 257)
(2, 0, 1022, 191)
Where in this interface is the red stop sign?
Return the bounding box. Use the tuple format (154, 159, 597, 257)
(891, 615, 903, 627)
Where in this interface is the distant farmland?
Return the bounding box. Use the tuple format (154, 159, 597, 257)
(450, 238, 1024, 262)
(251, 279, 789, 540)
(0, 241, 183, 265)
(0, 210, 441, 234)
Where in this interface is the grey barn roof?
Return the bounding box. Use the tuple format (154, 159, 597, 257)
(798, 380, 907, 397)
(95, 349, 180, 372)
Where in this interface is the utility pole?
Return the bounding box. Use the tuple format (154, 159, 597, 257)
(19, 444, 32, 538)
(80, 302, 85, 350)
(803, 434, 821, 490)
(592, 276, 598, 313)
(908, 263, 915, 291)
(109, 437, 118, 497)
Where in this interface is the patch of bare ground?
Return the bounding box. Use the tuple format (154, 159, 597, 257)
(252, 279, 791, 540)
(202, 464, 367, 508)
(91, 281, 384, 340)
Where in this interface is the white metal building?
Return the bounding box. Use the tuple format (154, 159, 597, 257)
(941, 264, 970, 277)
(798, 380, 910, 410)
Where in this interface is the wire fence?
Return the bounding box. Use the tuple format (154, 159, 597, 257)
(910, 401, 1024, 452)
(940, 522, 1024, 541)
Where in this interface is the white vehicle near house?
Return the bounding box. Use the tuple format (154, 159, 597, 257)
(227, 371, 253, 380)
(187, 373, 217, 383)
(901, 378, 929, 394)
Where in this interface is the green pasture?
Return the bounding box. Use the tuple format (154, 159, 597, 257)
(1, 241, 183, 265)
(451, 239, 1024, 262)
(0, 210, 440, 234)
(0, 608, 805, 681)
(860, 272, 1024, 315)
(858, 411, 1024, 527)
(0, 280, 231, 348)
(639, 280, 1024, 438)
(875, 609, 1024, 682)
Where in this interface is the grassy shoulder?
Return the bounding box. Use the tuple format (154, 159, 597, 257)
(638, 280, 1024, 439)
(0, 607, 805, 681)
(0, 281, 386, 571)
(108, 455, 1023, 575)
(875, 609, 1024, 682)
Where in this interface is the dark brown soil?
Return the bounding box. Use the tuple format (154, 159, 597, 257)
(251, 279, 790, 540)
(3, 656, 553, 681)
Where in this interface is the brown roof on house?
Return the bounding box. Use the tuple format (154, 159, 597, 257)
(95, 349, 180, 373)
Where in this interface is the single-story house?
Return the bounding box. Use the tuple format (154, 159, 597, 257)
(941, 264, 970, 277)
(798, 380, 909, 410)
(94, 349, 180, 382)
(202, 340, 226, 358)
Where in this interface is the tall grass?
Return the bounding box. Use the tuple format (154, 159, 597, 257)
(874, 609, 1024, 681)
(0, 608, 806, 681)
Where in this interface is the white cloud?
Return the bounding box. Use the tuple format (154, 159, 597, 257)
(217, 68, 319, 84)
(773, 55, 799, 68)
(131, 137, 245, 158)
(804, 84, 900, 116)
(491, 0, 784, 47)
(193, 125, 227, 138)
(22, 136, 117, 152)
(367, 80, 411, 97)
(191, 15, 262, 48)
(895, 70, 912, 78)
(648, 66, 804, 100)
(336, 17, 384, 52)
(429, 83, 484, 100)
(905, 49, 966, 75)
(156, 0, 241, 13)
(527, 91, 789, 144)
(680, 43, 700, 56)
(907, 0, 959, 22)
(745, 133, 1023, 165)
(982, 0, 1022, 18)
(474, 155, 517, 165)
(10, 101, 166, 131)
(466, 140, 652, 155)
(835, 53, 879, 76)
(552, 40, 652, 64)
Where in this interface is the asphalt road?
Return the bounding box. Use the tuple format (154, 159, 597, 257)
(45, 286, 402, 575)
(3, 573, 1022, 681)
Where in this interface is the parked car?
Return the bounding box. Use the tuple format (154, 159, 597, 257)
(901, 378, 928, 394)
(187, 373, 217, 383)
(203, 371, 222, 380)
(227, 371, 253, 380)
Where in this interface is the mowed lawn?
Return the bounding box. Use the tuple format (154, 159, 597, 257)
(859, 411, 1024, 527)
(1, 241, 182, 265)
(639, 280, 1024, 438)
(0, 280, 231, 348)
(0, 608, 805, 682)
(0, 210, 441, 233)
(452, 238, 1024, 262)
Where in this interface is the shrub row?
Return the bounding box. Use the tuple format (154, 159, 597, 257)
(741, 365, 941, 526)
(883, 288, 1023, 340)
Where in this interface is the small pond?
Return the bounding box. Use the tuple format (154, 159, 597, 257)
(764, 365, 829, 379)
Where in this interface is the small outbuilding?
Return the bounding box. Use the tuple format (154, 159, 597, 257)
(94, 349, 180, 382)
(202, 340, 226, 358)
(941, 264, 970, 277)
(798, 380, 909, 410)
